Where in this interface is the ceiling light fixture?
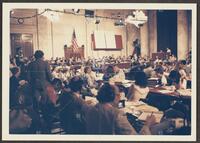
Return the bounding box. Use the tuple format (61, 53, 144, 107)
(39, 9, 62, 22)
(125, 10, 148, 28)
(72, 9, 80, 14)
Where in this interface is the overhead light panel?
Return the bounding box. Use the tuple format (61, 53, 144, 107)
(114, 18, 124, 26)
(85, 10, 94, 18)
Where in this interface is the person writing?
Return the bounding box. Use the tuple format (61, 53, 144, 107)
(84, 83, 156, 135)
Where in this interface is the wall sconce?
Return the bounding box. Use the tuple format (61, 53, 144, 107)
(95, 17, 100, 24)
(17, 18, 24, 24)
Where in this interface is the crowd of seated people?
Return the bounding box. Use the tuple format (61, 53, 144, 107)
(9, 49, 192, 135)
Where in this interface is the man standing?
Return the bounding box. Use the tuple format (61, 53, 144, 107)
(15, 46, 24, 67)
(132, 39, 141, 61)
(27, 50, 53, 110)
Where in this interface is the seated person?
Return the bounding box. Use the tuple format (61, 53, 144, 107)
(178, 60, 189, 89)
(75, 65, 85, 77)
(154, 56, 162, 65)
(61, 68, 71, 82)
(59, 76, 87, 134)
(109, 65, 126, 83)
(46, 78, 64, 106)
(10, 83, 42, 134)
(39, 79, 62, 133)
(84, 83, 155, 135)
(9, 107, 32, 134)
(154, 67, 167, 85)
(127, 71, 149, 102)
(143, 63, 154, 78)
(10, 58, 16, 68)
(84, 66, 98, 88)
(165, 70, 186, 90)
(52, 67, 61, 79)
(102, 65, 115, 81)
(169, 55, 177, 63)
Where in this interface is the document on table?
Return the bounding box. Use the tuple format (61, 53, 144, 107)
(148, 77, 159, 80)
(126, 101, 146, 107)
(122, 79, 135, 84)
(159, 90, 174, 94)
(138, 111, 164, 123)
(176, 89, 191, 96)
(122, 80, 135, 88)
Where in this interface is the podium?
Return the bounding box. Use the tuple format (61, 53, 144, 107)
(64, 47, 84, 59)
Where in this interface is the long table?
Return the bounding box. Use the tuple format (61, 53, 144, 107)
(146, 88, 191, 115)
(105, 62, 131, 69)
(85, 96, 159, 116)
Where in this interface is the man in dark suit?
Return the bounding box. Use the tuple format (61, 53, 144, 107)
(131, 39, 141, 61)
(27, 50, 53, 110)
(59, 76, 86, 134)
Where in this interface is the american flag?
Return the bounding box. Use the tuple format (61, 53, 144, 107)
(71, 29, 79, 52)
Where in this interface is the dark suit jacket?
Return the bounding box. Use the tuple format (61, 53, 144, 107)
(10, 76, 20, 107)
(84, 103, 137, 135)
(10, 76, 19, 94)
(27, 59, 52, 88)
(59, 91, 86, 134)
(27, 59, 53, 104)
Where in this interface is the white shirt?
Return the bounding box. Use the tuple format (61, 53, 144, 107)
(127, 84, 149, 102)
(109, 69, 125, 83)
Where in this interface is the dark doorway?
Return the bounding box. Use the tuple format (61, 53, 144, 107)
(10, 33, 34, 59)
(157, 10, 177, 56)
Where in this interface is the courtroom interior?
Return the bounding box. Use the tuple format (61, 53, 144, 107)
(9, 8, 192, 135)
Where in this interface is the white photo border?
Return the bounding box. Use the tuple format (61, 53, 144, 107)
(2, 3, 197, 141)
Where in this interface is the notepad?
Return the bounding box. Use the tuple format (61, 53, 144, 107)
(138, 111, 164, 123)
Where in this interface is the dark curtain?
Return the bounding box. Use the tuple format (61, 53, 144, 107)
(157, 10, 177, 56)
